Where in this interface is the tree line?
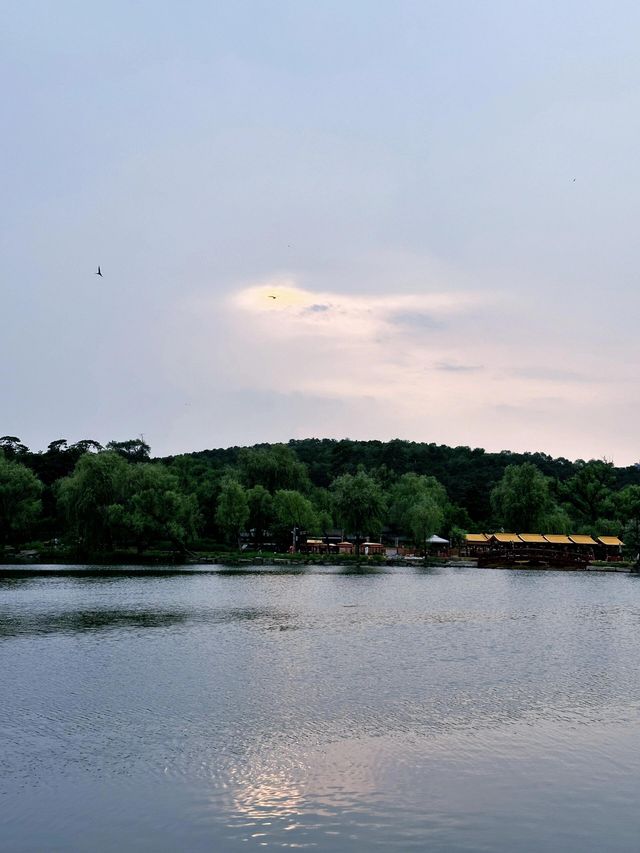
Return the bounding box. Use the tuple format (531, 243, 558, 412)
(1, 435, 640, 557)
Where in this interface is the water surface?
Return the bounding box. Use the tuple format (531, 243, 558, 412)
(2, 565, 640, 851)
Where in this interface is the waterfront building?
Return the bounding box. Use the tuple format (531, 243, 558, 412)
(597, 535, 624, 561)
(464, 531, 625, 566)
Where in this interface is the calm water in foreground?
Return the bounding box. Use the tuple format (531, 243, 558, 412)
(2, 565, 640, 852)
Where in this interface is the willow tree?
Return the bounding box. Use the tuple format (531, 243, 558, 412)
(215, 477, 249, 549)
(409, 499, 445, 560)
(331, 470, 386, 559)
(617, 485, 640, 557)
(56, 451, 127, 551)
(57, 451, 200, 553)
(246, 485, 275, 546)
(273, 489, 317, 551)
(490, 463, 552, 532)
(0, 453, 43, 544)
(238, 444, 310, 493)
(123, 464, 201, 553)
(559, 460, 615, 527)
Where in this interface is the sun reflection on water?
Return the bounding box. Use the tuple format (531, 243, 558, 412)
(231, 770, 305, 821)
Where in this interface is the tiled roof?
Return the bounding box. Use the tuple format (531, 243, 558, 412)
(518, 533, 546, 543)
(543, 534, 572, 544)
(597, 536, 624, 546)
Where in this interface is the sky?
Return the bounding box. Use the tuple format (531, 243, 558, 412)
(3, 1, 640, 464)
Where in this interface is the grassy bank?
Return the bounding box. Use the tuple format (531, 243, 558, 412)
(2, 543, 459, 568)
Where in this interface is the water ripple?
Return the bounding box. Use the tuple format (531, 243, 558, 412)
(2, 567, 640, 851)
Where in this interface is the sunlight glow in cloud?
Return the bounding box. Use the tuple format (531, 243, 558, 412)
(231, 279, 484, 341)
(219, 278, 503, 406)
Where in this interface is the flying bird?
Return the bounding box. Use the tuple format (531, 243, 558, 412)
(95, 266, 103, 277)
(268, 294, 277, 299)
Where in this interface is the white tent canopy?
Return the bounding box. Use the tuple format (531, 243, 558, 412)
(427, 535, 449, 544)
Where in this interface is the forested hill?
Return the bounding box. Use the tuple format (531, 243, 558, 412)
(3, 435, 640, 555)
(171, 438, 640, 523)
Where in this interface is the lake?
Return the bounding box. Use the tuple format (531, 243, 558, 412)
(2, 564, 640, 851)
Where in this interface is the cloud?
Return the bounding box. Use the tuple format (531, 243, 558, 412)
(389, 312, 444, 331)
(511, 366, 590, 383)
(168, 274, 638, 463)
(435, 361, 484, 373)
(208, 278, 498, 406)
(230, 278, 485, 341)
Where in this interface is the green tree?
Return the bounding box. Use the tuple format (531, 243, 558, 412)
(123, 464, 201, 552)
(539, 505, 572, 534)
(215, 477, 249, 548)
(25, 438, 103, 486)
(167, 455, 225, 538)
(389, 473, 448, 529)
(308, 486, 334, 543)
(315, 508, 334, 540)
(106, 438, 151, 463)
(25, 439, 104, 541)
(273, 489, 317, 551)
(616, 485, 640, 557)
(56, 451, 128, 550)
(331, 470, 386, 558)
(58, 453, 200, 553)
(560, 460, 615, 526)
(247, 485, 275, 545)
(408, 498, 445, 558)
(70, 440, 104, 455)
(0, 453, 43, 543)
(238, 444, 310, 493)
(449, 525, 467, 550)
(490, 463, 554, 531)
(388, 473, 447, 556)
(0, 436, 29, 460)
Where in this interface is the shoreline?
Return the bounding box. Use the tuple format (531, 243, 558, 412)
(0, 558, 635, 575)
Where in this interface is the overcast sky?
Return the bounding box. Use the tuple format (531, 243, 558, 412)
(3, 1, 640, 463)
